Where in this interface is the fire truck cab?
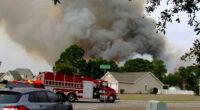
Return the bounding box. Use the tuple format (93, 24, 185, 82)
(37, 72, 118, 102)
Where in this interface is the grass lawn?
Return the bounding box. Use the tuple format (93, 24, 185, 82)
(119, 94, 200, 102)
(97, 107, 200, 110)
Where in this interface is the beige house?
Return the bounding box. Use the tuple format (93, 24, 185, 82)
(102, 72, 164, 94)
(0, 71, 23, 81)
(15, 68, 34, 80)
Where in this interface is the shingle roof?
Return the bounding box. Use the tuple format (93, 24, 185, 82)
(15, 68, 33, 76)
(0, 73, 5, 78)
(8, 71, 23, 80)
(108, 72, 150, 83)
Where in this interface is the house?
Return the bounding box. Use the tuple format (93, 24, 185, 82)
(0, 71, 23, 81)
(101, 72, 164, 94)
(14, 68, 34, 80)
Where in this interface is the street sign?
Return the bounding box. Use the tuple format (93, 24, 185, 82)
(100, 65, 110, 69)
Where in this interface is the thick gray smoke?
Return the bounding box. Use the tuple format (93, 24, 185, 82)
(0, 0, 184, 72)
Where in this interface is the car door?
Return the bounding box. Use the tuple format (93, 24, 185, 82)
(46, 91, 67, 110)
(28, 91, 54, 110)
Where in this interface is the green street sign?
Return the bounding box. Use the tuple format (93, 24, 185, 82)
(100, 65, 110, 69)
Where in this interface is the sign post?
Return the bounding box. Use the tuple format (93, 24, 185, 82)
(100, 65, 110, 74)
(100, 65, 110, 108)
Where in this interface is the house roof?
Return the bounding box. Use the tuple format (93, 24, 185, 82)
(108, 72, 149, 83)
(15, 68, 34, 76)
(8, 71, 22, 80)
(0, 73, 5, 78)
(103, 72, 163, 85)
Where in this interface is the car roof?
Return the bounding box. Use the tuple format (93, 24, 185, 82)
(0, 88, 49, 94)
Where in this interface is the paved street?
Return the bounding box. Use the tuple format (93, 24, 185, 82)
(72, 100, 200, 110)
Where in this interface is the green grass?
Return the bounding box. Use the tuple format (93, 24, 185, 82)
(119, 94, 200, 102)
(97, 107, 200, 110)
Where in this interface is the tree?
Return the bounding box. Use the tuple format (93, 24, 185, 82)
(120, 58, 153, 72)
(164, 72, 182, 87)
(144, 0, 200, 35)
(165, 65, 199, 93)
(53, 0, 60, 5)
(86, 58, 119, 79)
(53, 44, 85, 74)
(181, 39, 200, 65)
(152, 59, 167, 81)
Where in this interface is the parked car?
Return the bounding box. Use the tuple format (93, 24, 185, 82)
(0, 88, 73, 110)
(0, 80, 45, 89)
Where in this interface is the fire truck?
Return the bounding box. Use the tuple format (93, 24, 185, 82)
(37, 72, 118, 102)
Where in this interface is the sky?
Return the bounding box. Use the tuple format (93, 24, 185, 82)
(0, 1, 198, 75)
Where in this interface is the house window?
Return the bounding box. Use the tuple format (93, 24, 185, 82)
(145, 85, 148, 92)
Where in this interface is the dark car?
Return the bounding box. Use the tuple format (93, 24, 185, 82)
(0, 88, 73, 110)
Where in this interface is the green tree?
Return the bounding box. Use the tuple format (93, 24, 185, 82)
(181, 39, 200, 65)
(53, 44, 85, 74)
(144, 0, 200, 35)
(53, 0, 60, 5)
(86, 58, 119, 79)
(120, 58, 153, 72)
(152, 59, 167, 81)
(166, 66, 199, 93)
(164, 72, 182, 87)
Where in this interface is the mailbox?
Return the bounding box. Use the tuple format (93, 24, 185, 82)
(146, 100, 166, 110)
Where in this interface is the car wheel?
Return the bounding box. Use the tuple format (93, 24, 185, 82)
(57, 93, 65, 101)
(67, 93, 76, 102)
(100, 100, 105, 103)
(108, 95, 115, 103)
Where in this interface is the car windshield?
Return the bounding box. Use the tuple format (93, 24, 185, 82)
(0, 91, 21, 103)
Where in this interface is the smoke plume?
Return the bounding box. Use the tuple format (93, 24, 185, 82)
(0, 0, 186, 72)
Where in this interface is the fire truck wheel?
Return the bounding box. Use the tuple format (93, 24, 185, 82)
(108, 95, 116, 103)
(67, 93, 76, 102)
(100, 100, 104, 103)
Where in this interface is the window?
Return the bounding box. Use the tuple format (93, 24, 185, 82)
(29, 91, 49, 102)
(37, 92, 49, 102)
(46, 92, 59, 102)
(145, 85, 148, 92)
(0, 91, 21, 103)
(29, 92, 38, 102)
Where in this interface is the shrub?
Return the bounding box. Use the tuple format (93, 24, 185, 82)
(152, 88, 158, 94)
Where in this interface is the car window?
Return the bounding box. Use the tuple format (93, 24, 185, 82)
(29, 92, 38, 102)
(46, 92, 59, 102)
(0, 91, 21, 103)
(29, 91, 49, 102)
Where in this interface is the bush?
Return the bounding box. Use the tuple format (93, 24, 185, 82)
(152, 88, 158, 94)
(149, 88, 153, 94)
(120, 89, 125, 94)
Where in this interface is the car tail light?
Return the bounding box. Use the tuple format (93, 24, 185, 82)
(3, 106, 29, 110)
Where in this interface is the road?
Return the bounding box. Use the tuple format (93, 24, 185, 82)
(72, 100, 200, 110)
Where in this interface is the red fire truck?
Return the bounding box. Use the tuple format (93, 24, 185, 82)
(37, 72, 118, 102)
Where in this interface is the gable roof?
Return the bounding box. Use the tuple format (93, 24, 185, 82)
(107, 72, 149, 83)
(8, 71, 23, 80)
(15, 68, 34, 76)
(103, 72, 163, 85)
(0, 73, 5, 78)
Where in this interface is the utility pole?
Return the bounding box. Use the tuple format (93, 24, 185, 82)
(199, 79, 200, 96)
